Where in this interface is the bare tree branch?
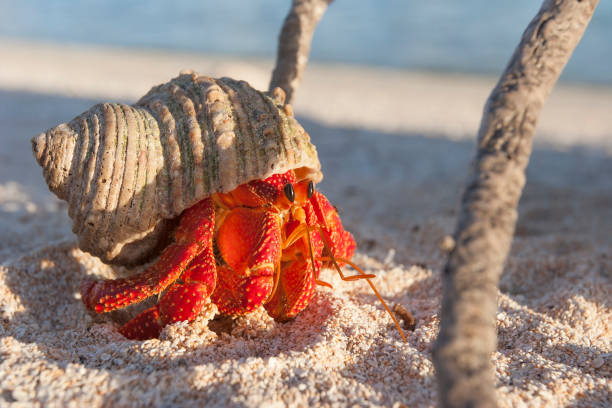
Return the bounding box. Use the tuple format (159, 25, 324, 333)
(269, 0, 333, 104)
(431, 1, 599, 407)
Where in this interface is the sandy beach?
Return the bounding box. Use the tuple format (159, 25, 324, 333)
(0, 39, 610, 407)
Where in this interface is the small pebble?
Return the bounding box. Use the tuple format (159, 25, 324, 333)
(592, 356, 604, 369)
(439, 235, 455, 252)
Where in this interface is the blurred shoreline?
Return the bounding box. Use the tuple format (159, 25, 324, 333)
(2, 38, 611, 154)
(2, 1, 611, 84)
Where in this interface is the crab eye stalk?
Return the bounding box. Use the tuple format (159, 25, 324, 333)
(307, 180, 315, 199)
(283, 183, 295, 202)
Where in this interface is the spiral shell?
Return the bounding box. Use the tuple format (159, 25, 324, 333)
(32, 72, 322, 265)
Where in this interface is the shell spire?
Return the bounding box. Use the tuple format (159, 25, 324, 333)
(33, 72, 322, 265)
(32, 123, 77, 201)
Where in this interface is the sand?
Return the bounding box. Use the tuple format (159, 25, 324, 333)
(0, 39, 610, 407)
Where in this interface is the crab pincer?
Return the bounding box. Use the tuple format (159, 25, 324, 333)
(212, 207, 282, 315)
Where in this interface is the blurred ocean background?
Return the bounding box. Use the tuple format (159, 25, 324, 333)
(1, 0, 610, 84)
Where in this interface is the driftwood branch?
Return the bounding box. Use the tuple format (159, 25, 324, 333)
(432, 1, 599, 407)
(269, 0, 333, 104)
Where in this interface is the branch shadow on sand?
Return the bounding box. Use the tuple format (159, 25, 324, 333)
(1, 89, 611, 406)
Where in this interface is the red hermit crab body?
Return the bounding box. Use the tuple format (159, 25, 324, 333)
(32, 72, 405, 341)
(80, 170, 356, 339)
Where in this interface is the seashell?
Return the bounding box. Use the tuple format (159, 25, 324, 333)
(32, 72, 322, 265)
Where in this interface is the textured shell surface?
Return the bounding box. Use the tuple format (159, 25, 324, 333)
(32, 71, 322, 265)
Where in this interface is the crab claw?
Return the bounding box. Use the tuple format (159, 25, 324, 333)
(212, 207, 282, 315)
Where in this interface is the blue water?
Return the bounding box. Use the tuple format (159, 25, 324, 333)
(1, 0, 610, 84)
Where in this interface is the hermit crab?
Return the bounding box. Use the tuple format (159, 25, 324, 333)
(32, 71, 405, 340)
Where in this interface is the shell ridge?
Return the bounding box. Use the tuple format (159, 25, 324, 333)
(56, 124, 76, 200)
(258, 90, 292, 172)
(154, 85, 191, 211)
(102, 104, 129, 247)
(235, 79, 269, 176)
(235, 80, 281, 178)
(173, 74, 209, 198)
(130, 108, 150, 230)
(106, 105, 160, 261)
(284, 114, 304, 162)
(159, 84, 192, 206)
(137, 98, 170, 220)
(147, 98, 183, 218)
(63, 124, 79, 221)
(159, 93, 186, 216)
(115, 104, 140, 233)
(204, 79, 238, 192)
(142, 110, 162, 232)
(73, 110, 100, 238)
(216, 78, 257, 183)
(194, 76, 219, 196)
(72, 108, 99, 237)
(174, 78, 205, 200)
(93, 104, 125, 254)
(66, 116, 87, 220)
(279, 109, 299, 165)
(97, 104, 123, 252)
(40, 131, 53, 179)
(81, 103, 117, 253)
(31, 132, 47, 170)
(41, 129, 60, 192)
(167, 83, 197, 206)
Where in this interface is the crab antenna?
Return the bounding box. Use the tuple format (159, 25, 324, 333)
(285, 222, 375, 281)
(315, 279, 333, 289)
(325, 256, 407, 342)
(316, 227, 407, 342)
(315, 229, 375, 281)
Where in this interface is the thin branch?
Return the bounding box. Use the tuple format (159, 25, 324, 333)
(431, 1, 599, 407)
(269, 0, 333, 104)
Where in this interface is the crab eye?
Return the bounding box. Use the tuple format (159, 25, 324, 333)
(307, 180, 315, 199)
(283, 183, 295, 202)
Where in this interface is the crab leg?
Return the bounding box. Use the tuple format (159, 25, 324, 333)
(211, 207, 282, 315)
(308, 191, 356, 264)
(80, 198, 215, 313)
(118, 246, 217, 340)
